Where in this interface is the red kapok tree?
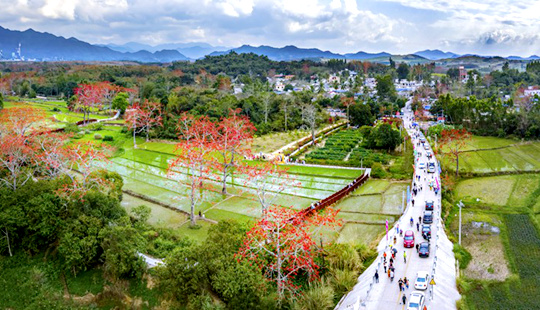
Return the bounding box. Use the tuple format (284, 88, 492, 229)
(238, 206, 340, 301)
(125, 100, 163, 148)
(168, 113, 218, 226)
(439, 128, 471, 178)
(0, 106, 46, 136)
(245, 162, 299, 217)
(215, 109, 256, 195)
(74, 83, 107, 124)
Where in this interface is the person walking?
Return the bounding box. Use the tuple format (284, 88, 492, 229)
(419, 216, 422, 223)
(384, 263, 387, 274)
(390, 270, 395, 282)
(398, 278, 403, 291)
(402, 294, 407, 305)
(374, 270, 379, 283)
(416, 222, 420, 231)
(416, 243, 419, 252)
(412, 199, 415, 207)
(403, 251, 407, 263)
(404, 277, 409, 290)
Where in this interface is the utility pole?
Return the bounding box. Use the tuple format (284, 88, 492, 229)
(457, 200, 464, 245)
(402, 190, 405, 213)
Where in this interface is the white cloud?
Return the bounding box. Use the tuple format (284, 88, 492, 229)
(41, 0, 77, 20)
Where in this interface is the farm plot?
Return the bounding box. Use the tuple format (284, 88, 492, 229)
(305, 129, 361, 162)
(464, 214, 540, 309)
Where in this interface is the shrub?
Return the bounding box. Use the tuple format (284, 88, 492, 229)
(94, 134, 103, 140)
(330, 268, 357, 298)
(370, 163, 386, 178)
(120, 126, 129, 133)
(63, 123, 79, 134)
(293, 280, 335, 310)
(88, 122, 103, 131)
(103, 135, 114, 141)
(453, 244, 472, 269)
(326, 243, 363, 272)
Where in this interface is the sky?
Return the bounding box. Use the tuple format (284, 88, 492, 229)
(1, 0, 540, 56)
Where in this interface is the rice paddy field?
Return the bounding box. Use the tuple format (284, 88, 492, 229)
(9, 99, 406, 246)
(439, 136, 540, 174)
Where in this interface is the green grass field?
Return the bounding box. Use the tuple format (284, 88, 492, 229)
(440, 136, 540, 174)
(455, 175, 540, 211)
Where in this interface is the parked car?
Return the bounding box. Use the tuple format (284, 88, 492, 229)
(418, 162, 426, 170)
(423, 144, 430, 151)
(418, 242, 430, 258)
(427, 163, 436, 173)
(407, 291, 426, 310)
(423, 211, 433, 224)
(404, 230, 415, 248)
(414, 271, 430, 290)
(426, 151, 433, 159)
(425, 200, 434, 210)
(422, 225, 431, 239)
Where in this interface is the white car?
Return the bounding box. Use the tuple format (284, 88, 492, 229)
(414, 271, 430, 290)
(407, 291, 426, 310)
(418, 162, 426, 170)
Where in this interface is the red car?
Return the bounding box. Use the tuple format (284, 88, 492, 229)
(403, 230, 415, 248)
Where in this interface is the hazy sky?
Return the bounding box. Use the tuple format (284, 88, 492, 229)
(2, 0, 540, 56)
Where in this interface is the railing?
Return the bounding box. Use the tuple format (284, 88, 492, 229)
(298, 172, 370, 218)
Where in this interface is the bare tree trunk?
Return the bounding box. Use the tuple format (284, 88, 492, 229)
(455, 155, 459, 178)
(3, 229, 12, 257)
(133, 127, 137, 149)
(190, 182, 196, 226)
(221, 166, 228, 195)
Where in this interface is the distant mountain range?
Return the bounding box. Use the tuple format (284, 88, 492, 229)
(413, 49, 460, 60)
(1, 25, 539, 64)
(0, 26, 189, 62)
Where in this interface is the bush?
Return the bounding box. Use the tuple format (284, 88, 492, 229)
(94, 134, 103, 140)
(103, 135, 114, 141)
(326, 243, 363, 272)
(88, 122, 103, 131)
(120, 126, 129, 133)
(370, 163, 387, 178)
(293, 280, 335, 310)
(63, 123, 79, 134)
(453, 244, 472, 269)
(330, 268, 357, 298)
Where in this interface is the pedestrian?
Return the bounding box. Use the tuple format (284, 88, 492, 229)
(388, 268, 391, 278)
(402, 294, 407, 305)
(416, 222, 420, 231)
(384, 264, 387, 273)
(384, 251, 387, 260)
(393, 236, 397, 245)
(405, 277, 409, 290)
(403, 251, 407, 263)
(398, 278, 403, 291)
(390, 270, 394, 282)
(374, 270, 379, 283)
(412, 199, 415, 207)
(416, 243, 419, 252)
(419, 216, 422, 223)
(400, 229, 403, 237)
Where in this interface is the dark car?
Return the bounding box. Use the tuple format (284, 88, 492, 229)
(418, 242, 430, 258)
(425, 200, 434, 211)
(427, 163, 436, 173)
(423, 211, 433, 224)
(422, 225, 431, 239)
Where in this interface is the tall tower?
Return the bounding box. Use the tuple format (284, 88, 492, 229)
(17, 43, 22, 60)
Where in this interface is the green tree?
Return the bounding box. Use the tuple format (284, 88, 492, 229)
(112, 92, 130, 114)
(396, 63, 410, 80)
(349, 103, 373, 127)
(100, 217, 146, 279)
(375, 123, 401, 151)
(58, 215, 102, 275)
(375, 75, 397, 102)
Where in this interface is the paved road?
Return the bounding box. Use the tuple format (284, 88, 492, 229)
(336, 102, 460, 310)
